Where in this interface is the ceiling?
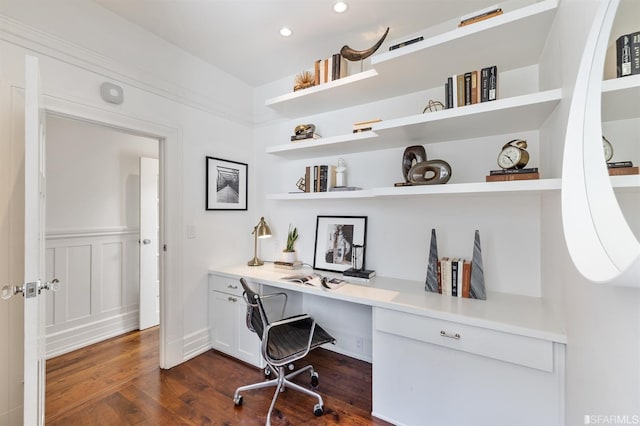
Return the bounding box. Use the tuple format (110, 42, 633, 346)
(92, 0, 498, 87)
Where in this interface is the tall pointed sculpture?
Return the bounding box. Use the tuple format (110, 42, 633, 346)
(470, 230, 486, 300)
(425, 229, 439, 292)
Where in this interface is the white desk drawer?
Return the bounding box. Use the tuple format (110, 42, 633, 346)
(209, 274, 245, 297)
(374, 307, 553, 372)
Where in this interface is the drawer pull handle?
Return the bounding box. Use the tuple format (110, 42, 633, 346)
(228, 296, 237, 302)
(440, 330, 461, 340)
(227, 284, 238, 289)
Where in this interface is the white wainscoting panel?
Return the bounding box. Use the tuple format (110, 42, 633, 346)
(44, 228, 140, 358)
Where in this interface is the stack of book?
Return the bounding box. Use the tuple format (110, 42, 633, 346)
(352, 118, 382, 133)
(343, 268, 376, 279)
(486, 167, 539, 182)
(274, 260, 302, 270)
(314, 54, 348, 85)
(616, 31, 640, 77)
(458, 6, 503, 27)
(608, 161, 639, 176)
(389, 36, 424, 51)
(304, 165, 336, 192)
(436, 257, 472, 298)
(291, 132, 321, 142)
(444, 65, 497, 109)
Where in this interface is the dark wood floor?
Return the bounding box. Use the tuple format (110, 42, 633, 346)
(46, 328, 392, 425)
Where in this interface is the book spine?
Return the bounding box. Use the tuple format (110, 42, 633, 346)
(457, 259, 464, 298)
(444, 81, 449, 109)
(471, 70, 479, 104)
(305, 166, 311, 192)
(617, 34, 632, 77)
(464, 73, 472, 105)
(456, 75, 465, 107)
(608, 166, 639, 176)
(451, 258, 459, 297)
(332, 53, 340, 80)
(486, 172, 540, 182)
(389, 36, 424, 50)
(481, 67, 489, 102)
(488, 66, 497, 101)
(447, 76, 454, 108)
(462, 260, 471, 298)
(320, 165, 328, 192)
(632, 32, 640, 76)
(314, 59, 321, 86)
(340, 55, 348, 78)
(451, 75, 458, 108)
(313, 165, 319, 192)
(490, 167, 539, 175)
(437, 259, 442, 294)
(441, 257, 451, 296)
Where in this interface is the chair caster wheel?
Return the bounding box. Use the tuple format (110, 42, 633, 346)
(264, 366, 272, 378)
(233, 395, 243, 406)
(310, 372, 319, 388)
(313, 404, 324, 416)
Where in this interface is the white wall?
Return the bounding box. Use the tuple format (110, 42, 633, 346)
(0, 1, 254, 422)
(46, 115, 158, 232)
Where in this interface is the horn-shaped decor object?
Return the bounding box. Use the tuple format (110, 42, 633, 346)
(340, 27, 390, 61)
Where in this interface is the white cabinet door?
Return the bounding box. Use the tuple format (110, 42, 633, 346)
(211, 291, 236, 355)
(236, 299, 260, 366)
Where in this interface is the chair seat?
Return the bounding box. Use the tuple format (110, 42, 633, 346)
(266, 316, 335, 362)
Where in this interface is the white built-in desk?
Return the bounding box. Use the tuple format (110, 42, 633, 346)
(209, 265, 566, 426)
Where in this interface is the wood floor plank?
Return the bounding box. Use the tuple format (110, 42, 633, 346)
(46, 328, 392, 425)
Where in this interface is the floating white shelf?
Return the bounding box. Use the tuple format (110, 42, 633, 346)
(372, 89, 562, 144)
(265, 131, 379, 159)
(264, 0, 559, 119)
(266, 90, 562, 159)
(611, 174, 640, 192)
(264, 70, 379, 117)
(266, 175, 639, 200)
(601, 74, 640, 122)
(266, 189, 374, 200)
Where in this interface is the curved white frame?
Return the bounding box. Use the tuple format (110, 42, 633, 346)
(562, 0, 640, 286)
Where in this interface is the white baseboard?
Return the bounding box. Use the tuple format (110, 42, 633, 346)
(182, 328, 211, 362)
(45, 311, 139, 359)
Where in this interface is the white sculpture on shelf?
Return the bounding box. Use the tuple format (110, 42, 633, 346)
(336, 158, 347, 187)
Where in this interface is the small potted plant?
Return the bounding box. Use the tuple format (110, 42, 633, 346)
(282, 224, 298, 263)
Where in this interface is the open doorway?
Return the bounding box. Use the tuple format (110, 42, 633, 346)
(44, 114, 160, 356)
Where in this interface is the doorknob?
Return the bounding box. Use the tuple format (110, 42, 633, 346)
(142, 239, 151, 245)
(1, 278, 60, 300)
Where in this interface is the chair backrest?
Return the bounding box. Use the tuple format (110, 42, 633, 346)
(240, 278, 267, 339)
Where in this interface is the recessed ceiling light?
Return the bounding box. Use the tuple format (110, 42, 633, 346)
(280, 27, 292, 37)
(333, 1, 348, 13)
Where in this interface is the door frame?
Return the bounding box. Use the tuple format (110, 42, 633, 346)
(42, 95, 184, 369)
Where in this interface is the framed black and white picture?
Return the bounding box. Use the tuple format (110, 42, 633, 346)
(313, 215, 367, 273)
(206, 156, 248, 211)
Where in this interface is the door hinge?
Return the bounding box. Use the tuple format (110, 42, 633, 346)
(163, 244, 167, 252)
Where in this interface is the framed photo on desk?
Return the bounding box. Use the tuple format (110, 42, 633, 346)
(313, 215, 367, 273)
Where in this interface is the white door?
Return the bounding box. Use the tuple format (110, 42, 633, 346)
(139, 157, 159, 329)
(23, 55, 48, 426)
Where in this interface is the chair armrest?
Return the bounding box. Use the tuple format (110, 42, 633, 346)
(263, 314, 317, 367)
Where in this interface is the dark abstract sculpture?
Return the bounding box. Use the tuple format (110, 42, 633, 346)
(340, 27, 390, 62)
(402, 145, 427, 182)
(408, 160, 452, 185)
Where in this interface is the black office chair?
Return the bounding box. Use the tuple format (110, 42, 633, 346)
(233, 278, 336, 425)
